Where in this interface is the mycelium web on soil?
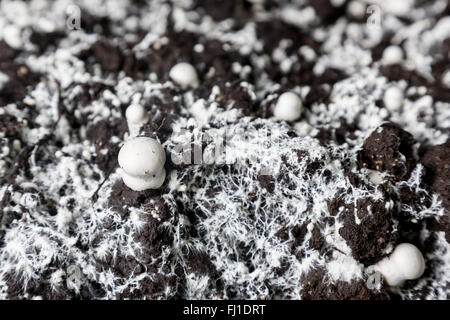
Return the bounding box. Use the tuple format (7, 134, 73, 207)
(0, 0, 449, 299)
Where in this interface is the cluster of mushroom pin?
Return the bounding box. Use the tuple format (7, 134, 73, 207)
(117, 62, 427, 288)
(118, 62, 200, 191)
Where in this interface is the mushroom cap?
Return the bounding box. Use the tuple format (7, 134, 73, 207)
(121, 168, 166, 191)
(169, 62, 199, 89)
(382, 45, 403, 64)
(118, 137, 166, 176)
(126, 104, 147, 124)
(347, 1, 366, 19)
(274, 92, 303, 121)
(391, 243, 425, 280)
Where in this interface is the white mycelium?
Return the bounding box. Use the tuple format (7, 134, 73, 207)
(0, 0, 449, 301)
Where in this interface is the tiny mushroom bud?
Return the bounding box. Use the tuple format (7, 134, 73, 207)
(3, 25, 23, 49)
(382, 45, 404, 65)
(274, 92, 303, 121)
(126, 104, 148, 137)
(383, 86, 404, 112)
(118, 137, 166, 191)
(169, 62, 199, 89)
(126, 104, 147, 124)
(347, 1, 366, 19)
(373, 243, 425, 287)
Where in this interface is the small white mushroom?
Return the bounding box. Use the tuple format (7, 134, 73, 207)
(126, 104, 147, 124)
(383, 86, 404, 112)
(347, 1, 366, 19)
(373, 243, 425, 287)
(3, 25, 23, 49)
(273, 92, 303, 122)
(118, 137, 166, 191)
(125, 104, 148, 137)
(169, 62, 199, 89)
(382, 45, 404, 65)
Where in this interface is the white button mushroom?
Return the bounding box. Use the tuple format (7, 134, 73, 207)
(169, 62, 199, 89)
(373, 243, 425, 287)
(382, 45, 404, 65)
(125, 104, 148, 137)
(383, 86, 404, 112)
(118, 137, 166, 191)
(273, 92, 303, 121)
